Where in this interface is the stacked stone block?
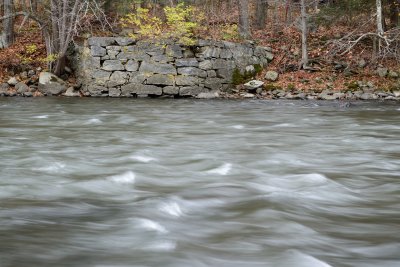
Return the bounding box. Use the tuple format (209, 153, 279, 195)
(78, 37, 273, 97)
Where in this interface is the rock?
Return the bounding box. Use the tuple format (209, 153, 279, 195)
(163, 86, 180, 95)
(207, 70, 217, 78)
(38, 72, 67, 95)
(108, 71, 129, 87)
(64, 87, 81, 97)
(121, 84, 162, 96)
(244, 80, 264, 90)
(147, 74, 175, 86)
(7, 77, 18, 86)
(220, 49, 233, 59)
(393, 90, 400, 97)
(177, 67, 207, 78)
(358, 59, 367, 68)
(87, 85, 107, 96)
(125, 60, 139, 71)
(213, 59, 235, 70)
(115, 37, 136, 46)
(265, 71, 279, 82)
(176, 75, 200, 86)
(245, 65, 255, 74)
(179, 86, 208, 96)
(88, 37, 116, 47)
(388, 70, 399, 79)
(0, 83, 9, 95)
(15, 82, 29, 94)
(196, 91, 220, 99)
(102, 60, 125, 71)
(28, 70, 35, 77)
(376, 67, 388, 77)
(204, 78, 225, 91)
(175, 58, 199, 67)
(20, 71, 28, 79)
(333, 92, 345, 99)
(23, 92, 33, 97)
(199, 60, 213, 70)
(109, 88, 121, 97)
(165, 44, 183, 58)
(360, 93, 377, 100)
(216, 69, 234, 82)
(243, 93, 255, 98)
(139, 61, 177, 75)
(91, 46, 107, 57)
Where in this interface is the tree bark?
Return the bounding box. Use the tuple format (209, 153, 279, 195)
(376, 0, 384, 53)
(300, 0, 309, 68)
(255, 0, 268, 30)
(1, 0, 15, 48)
(238, 0, 251, 39)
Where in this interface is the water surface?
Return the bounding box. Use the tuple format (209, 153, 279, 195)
(0, 98, 399, 267)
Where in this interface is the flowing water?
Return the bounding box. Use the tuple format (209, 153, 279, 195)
(0, 98, 399, 267)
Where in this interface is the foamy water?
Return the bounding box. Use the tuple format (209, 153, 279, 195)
(0, 98, 399, 267)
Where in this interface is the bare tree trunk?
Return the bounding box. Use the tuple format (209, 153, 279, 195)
(255, 0, 268, 30)
(376, 0, 384, 54)
(300, 0, 308, 68)
(238, 0, 251, 39)
(1, 0, 15, 48)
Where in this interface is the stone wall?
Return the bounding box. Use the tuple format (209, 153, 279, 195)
(75, 37, 273, 97)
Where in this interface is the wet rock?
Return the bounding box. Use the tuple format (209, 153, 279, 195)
(244, 80, 264, 90)
(38, 72, 67, 96)
(265, 71, 279, 82)
(7, 77, 18, 86)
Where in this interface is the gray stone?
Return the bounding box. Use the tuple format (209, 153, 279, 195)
(28, 70, 35, 77)
(216, 68, 234, 82)
(15, 82, 29, 94)
(163, 86, 180, 95)
(91, 46, 107, 57)
(166, 44, 183, 58)
(199, 60, 213, 70)
(23, 92, 33, 97)
(106, 46, 121, 51)
(64, 87, 81, 97)
(244, 80, 264, 90)
(118, 49, 150, 61)
(88, 37, 116, 47)
(220, 49, 233, 59)
(129, 73, 148, 84)
(207, 70, 217, 78)
(125, 60, 139, 71)
(176, 58, 199, 67)
(265, 71, 279, 81)
(140, 61, 177, 75)
(20, 71, 28, 79)
(0, 83, 9, 95)
(182, 48, 195, 58)
(388, 70, 399, 79)
(93, 70, 111, 86)
(213, 59, 235, 70)
(87, 85, 107, 96)
(333, 92, 345, 99)
(115, 37, 136, 46)
(243, 93, 255, 98)
(147, 74, 175, 86)
(196, 91, 220, 99)
(109, 88, 121, 97)
(121, 84, 162, 96)
(376, 67, 388, 77)
(108, 71, 129, 87)
(101, 55, 110, 60)
(7, 77, 18, 86)
(358, 59, 367, 68)
(392, 90, 400, 97)
(177, 67, 207, 78)
(204, 78, 225, 91)
(88, 57, 101, 69)
(38, 72, 67, 95)
(152, 55, 173, 63)
(179, 86, 208, 96)
(102, 60, 125, 71)
(176, 75, 200, 86)
(107, 50, 119, 59)
(360, 93, 377, 100)
(199, 47, 221, 58)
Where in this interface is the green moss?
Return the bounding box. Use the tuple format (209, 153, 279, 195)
(232, 68, 244, 85)
(254, 64, 263, 74)
(287, 83, 295, 91)
(347, 81, 359, 91)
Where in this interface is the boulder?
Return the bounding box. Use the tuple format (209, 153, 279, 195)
(265, 71, 279, 82)
(7, 77, 18, 86)
(64, 87, 81, 97)
(109, 88, 121, 97)
(38, 72, 67, 95)
(244, 80, 264, 90)
(0, 83, 9, 95)
(15, 82, 29, 94)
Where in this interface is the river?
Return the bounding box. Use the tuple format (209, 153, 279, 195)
(0, 98, 399, 267)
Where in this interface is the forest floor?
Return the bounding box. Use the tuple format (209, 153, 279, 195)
(0, 20, 399, 94)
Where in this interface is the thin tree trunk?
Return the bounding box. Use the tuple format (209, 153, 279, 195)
(255, 0, 268, 30)
(1, 0, 15, 48)
(300, 0, 308, 68)
(376, 0, 384, 54)
(238, 0, 251, 39)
